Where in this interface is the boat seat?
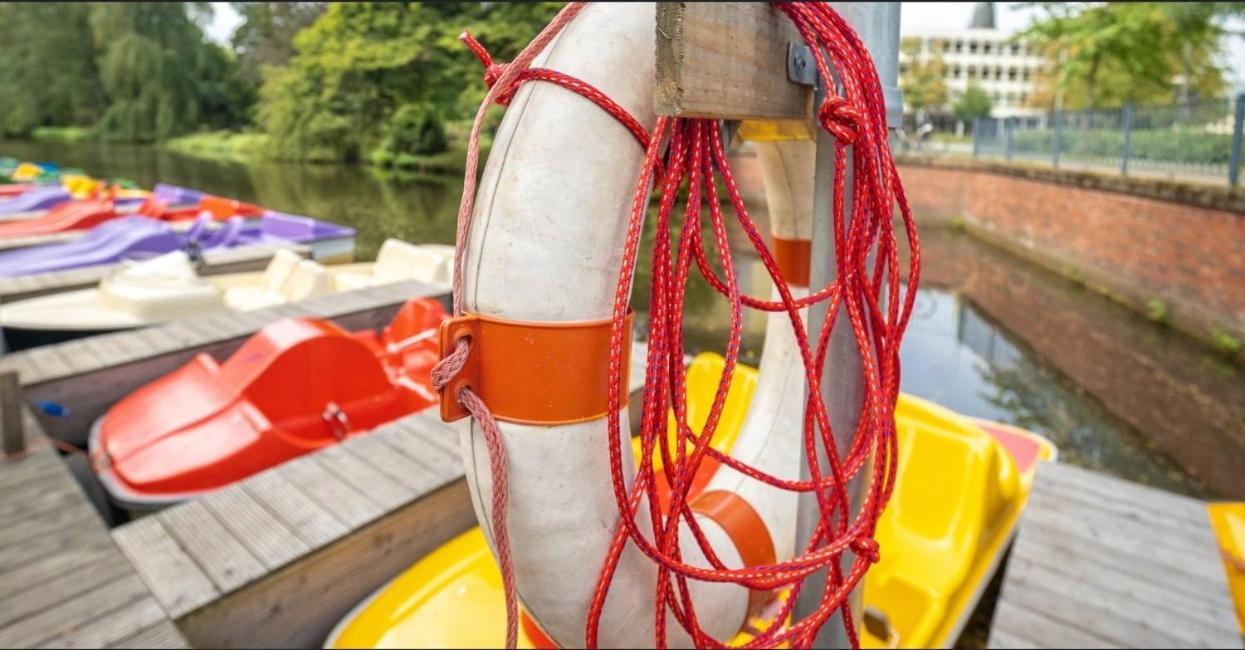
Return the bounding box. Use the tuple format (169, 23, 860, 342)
(863, 396, 1020, 644)
(224, 256, 331, 311)
(282, 259, 333, 302)
(97, 251, 225, 321)
(223, 249, 304, 311)
(335, 240, 455, 291)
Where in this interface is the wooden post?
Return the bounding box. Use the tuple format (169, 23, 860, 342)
(0, 372, 24, 456)
(655, 3, 810, 121)
(655, 3, 903, 647)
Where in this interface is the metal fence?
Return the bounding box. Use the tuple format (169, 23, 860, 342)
(972, 94, 1245, 187)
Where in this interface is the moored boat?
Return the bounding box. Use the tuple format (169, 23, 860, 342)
(88, 297, 446, 513)
(324, 354, 1056, 650)
(0, 238, 449, 349)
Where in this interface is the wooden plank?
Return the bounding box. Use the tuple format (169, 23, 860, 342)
(312, 444, 415, 512)
(41, 596, 167, 650)
(1004, 554, 1238, 638)
(1018, 496, 1227, 585)
(0, 548, 131, 629)
(341, 431, 445, 494)
(989, 599, 1117, 649)
(655, 2, 810, 120)
(177, 480, 476, 649)
(0, 539, 117, 602)
(242, 470, 350, 549)
(1037, 462, 1208, 524)
(199, 484, 311, 571)
(277, 454, 385, 530)
(999, 563, 1194, 648)
(1, 373, 24, 456)
(1014, 523, 1231, 607)
(111, 517, 219, 618)
(0, 573, 151, 649)
(158, 500, 267, 594)
(105, 620, 189, 650)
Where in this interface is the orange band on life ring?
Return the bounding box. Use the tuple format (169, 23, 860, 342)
(772, 236, 811, 288)
(438, 313, 633, 425)
(691, 490, 777, 614)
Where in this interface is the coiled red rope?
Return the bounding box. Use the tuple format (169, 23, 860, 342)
(441, 2, 920, 648)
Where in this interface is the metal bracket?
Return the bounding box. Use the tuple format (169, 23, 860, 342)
(787, 43, 817, 87)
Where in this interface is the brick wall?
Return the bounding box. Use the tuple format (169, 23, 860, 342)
(895, 161, 1245, 349)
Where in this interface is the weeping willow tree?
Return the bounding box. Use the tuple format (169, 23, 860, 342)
(91, 3, 250, 142)
(0, 3, 104, 137)
(257, 2, 561, 162)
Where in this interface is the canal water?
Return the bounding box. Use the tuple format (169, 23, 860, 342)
(3, 139, 1242, 501)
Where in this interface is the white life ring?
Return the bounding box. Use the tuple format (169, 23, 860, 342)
(447, 4, 819, 646)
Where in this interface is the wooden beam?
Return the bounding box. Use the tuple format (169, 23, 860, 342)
(655, 2, 811, 121)
(0, 373, 23, 457)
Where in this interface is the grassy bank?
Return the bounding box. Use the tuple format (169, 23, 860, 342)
(31, 126, 94, 143)
(163, 130, 268, 162)
(163, 130, 474, 175)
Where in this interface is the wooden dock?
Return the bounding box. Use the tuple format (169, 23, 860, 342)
(989, 462, 1241, 649)
(0, 413, 188, 649)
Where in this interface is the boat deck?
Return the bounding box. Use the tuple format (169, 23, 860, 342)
(0, 415, 188, 648)
(988, 461, 1241, 648)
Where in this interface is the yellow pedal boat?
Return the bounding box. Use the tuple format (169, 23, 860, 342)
(1208, 502, 1245, 635)
(326, 353, 1056, 649)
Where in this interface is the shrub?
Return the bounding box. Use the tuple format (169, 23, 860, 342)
(387, 104, 448, 156)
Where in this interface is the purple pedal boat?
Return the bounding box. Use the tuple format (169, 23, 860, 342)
(0, 212, 357, 278)
(0, 185, 72, 220)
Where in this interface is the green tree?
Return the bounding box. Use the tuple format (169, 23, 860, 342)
(954, 84, 993, 122)
(1019, 3, 1234, 109)
(231, 2, 325, 87)
(257, 2, 561, 163)
(899, 37, 948, 119)
(0, 3, 104, 136)
(91, 3, 248, 141)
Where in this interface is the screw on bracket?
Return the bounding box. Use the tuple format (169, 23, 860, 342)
(787, 43, 817, 86)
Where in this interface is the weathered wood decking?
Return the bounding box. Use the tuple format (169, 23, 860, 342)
(0, 243, 310, 305)
(989, 462, 1241, 649)
(0, 413, 188, 649)
(110, 410, 474, 648)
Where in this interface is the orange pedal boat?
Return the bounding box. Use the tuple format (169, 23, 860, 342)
(88, 298, 447, 511)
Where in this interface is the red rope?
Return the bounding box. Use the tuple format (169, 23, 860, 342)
(440, 2, 920, 648)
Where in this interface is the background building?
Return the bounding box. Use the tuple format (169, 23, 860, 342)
(900, 2, 1045, 120)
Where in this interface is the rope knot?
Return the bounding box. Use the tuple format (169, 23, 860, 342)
(818, 94, 863, 144)
(431, 337, 470, 394)
(850, 536, 880, 565)
(461, 31, 520, 106)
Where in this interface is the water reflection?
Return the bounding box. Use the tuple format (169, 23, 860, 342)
(4, 140, 1240, 498)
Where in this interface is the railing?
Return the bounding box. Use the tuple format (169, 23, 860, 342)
(970, 94, 1245, 188)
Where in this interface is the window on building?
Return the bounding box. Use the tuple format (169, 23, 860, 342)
(953, 65, 962, 79)
(983, 42, 992, 54)
(1011, 43, 1021, 55)
(1022, 68, 1031, 82)
(969, 41, 978, 54)
(1008, 67, 1018, 81)
(943, 40, 951, 53)
(955, 40, 964, 53)
(1020, 92, 1029, 104)
(967, 66, 977, 80)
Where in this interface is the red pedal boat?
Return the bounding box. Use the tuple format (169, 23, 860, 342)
(88, 298, 446, 512)
(0, 193, 262, 240)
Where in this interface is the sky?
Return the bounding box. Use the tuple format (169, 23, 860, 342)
(207, 2, 1244, 89)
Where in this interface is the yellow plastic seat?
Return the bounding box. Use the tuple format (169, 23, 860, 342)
(326, 358, 1054, 649)
(1208, 502, 1245, 635)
